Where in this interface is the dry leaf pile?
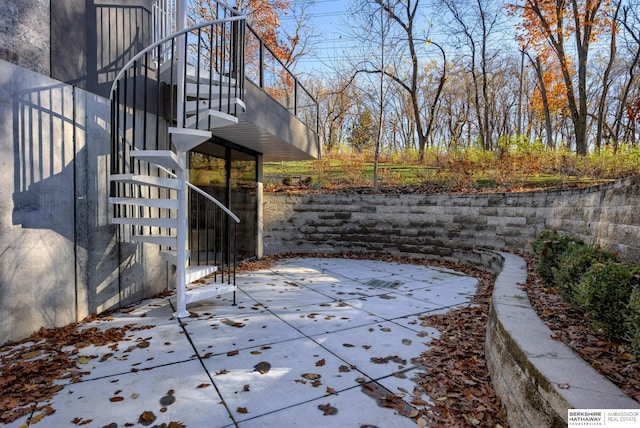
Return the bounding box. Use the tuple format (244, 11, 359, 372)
(522, 254, 640, 403)
(0, 316, 150, 424)
(412, 267, 508, 427)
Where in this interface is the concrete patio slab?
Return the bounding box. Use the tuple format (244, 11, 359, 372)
(2, 258, 487, 427)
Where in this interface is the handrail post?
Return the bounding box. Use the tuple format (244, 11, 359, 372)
(259, 39, 264, 88)
(175, 0, 186, 128)
(174, 0, 189, 318)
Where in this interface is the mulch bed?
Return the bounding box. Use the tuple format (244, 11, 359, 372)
(521, 253, 640, 403)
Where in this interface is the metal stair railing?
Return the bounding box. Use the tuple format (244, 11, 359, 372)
(157, 164, 241, 288)
(109, 16, 246, 301)
(244, 25, 319, 133)
(152, 0, 319, 136)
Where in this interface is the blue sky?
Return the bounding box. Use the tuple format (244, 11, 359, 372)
(283, 0, 354, 75)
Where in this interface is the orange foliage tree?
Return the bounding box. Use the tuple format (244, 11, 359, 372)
(510, 0, 614, 155)
(190, 0, 298, 64)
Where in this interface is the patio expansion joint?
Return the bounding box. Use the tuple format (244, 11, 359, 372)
(175, 316, 239, 427)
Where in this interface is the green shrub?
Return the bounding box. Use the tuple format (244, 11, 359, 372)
(578, 261, 640, 341)
(553, 243, 617, 305)
(532, 230, 580, 283)
(627, 286, 640, 359)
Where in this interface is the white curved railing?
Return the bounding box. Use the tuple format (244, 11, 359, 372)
(157, 165, 241, 224)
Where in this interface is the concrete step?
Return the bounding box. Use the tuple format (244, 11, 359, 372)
(184, 98, 245, 114)
(185, 265, 218, 284)
(160, 250, 190, 266)
(168, 127, 212, 152)
(112, 217, 177, 228)
(111, 173, 181, 190)
(109, 197, 180, 210)
(130, 150, 182, 171)
(185, 109, 238, 130)
(131, 234, 177, 247)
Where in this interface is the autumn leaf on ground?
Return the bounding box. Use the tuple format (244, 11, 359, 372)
(315, 358, 325, 367)
(237, 407, 248, 414)
(253, 361, 271, 374)
(317, 403, 337, 415)
(326, 386, 338, 395)
(28, 412, 46, 424)
(138, 410, 156, 425)
(196, 383, 211, 389)
(160, 395, 175, 406)
(301, 373, 321, 380)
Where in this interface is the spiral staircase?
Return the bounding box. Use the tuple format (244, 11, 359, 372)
(109, 1, 245, 317)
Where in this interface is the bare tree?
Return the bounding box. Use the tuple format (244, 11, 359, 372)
(348, 0, 447, 162)
(613, 0, 640, 149)
(439, 0, 505, 150)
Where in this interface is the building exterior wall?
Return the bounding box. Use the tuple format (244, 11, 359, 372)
(263, 176, 640, 264)
(0, 60, 167, 344)
(50, 0, 155, 98)
(0, 0, 50, 75)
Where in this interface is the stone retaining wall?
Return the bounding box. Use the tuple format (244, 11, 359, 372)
(263, 176, 640, 263)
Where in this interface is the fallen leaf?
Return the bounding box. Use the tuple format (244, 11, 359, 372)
(318, 403, 337, 415)
(100, 353, 114, 362)
(77, 356, 91, 364)
(196, 383, 211, 388)
(159, 395, 175, 406)
(29, 413, 46, 424)
(138, 410, 156, 425)
(22, 350, 41, 360)
(302, 373, 321, 380)
(109, 396, 124, 402)
(402, 339, 412, 345)
(227, 350, 239, 356)
(250, 351, 262, 355)
(326, 386, 338, 395)
(237, 407, 248, 414)
(342, 343, 354, 347)
(253, 361, 271, 374)
(315, 358, 325, 367)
